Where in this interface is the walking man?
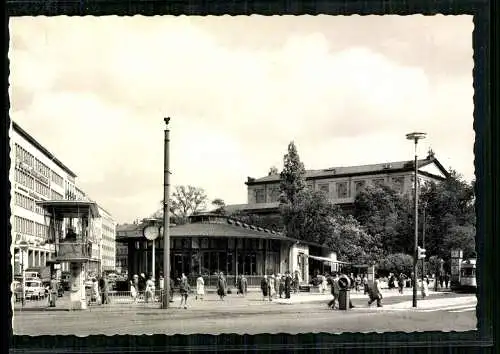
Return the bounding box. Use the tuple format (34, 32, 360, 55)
(368, 274, 383, 307)
(327, 272, 340, 309)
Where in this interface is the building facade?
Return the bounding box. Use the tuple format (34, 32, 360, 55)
(10, 121, 79, 274)
(116, 214, 341, 286)
(10, 121, 117, 276)
(97, 206, 117, 272)
(226, 152, 449, 216)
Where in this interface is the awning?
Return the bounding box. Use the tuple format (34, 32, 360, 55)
(305, 254, 351, 264)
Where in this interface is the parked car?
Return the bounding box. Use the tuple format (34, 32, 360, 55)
(24, 279, 45, 300)
(11, 281, 23, 302)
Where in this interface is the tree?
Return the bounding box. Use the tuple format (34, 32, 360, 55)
(281, 189, 340, 244)
(154, 185, 208, 224)
(279, 141, 308, 241)
(377, 253, 414, 277)
(211, 198, 226, 215)
(420, 170, 475, 261)
(268, 166, 279, 176)
(279, 141, 306, 205)
(325, 214, 381, 265)
(353, 184, 411, 255)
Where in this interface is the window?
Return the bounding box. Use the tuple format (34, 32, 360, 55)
(307, 182, 314, 190)
(318, 183, 329, 194)
(336, 182, 348, 198)
(354, 180, 366, 195)
(51, 171, 63, 186)
(391, 177, 405, 193)
(51, 189, 64, 200)
(255, 189, 265, 204)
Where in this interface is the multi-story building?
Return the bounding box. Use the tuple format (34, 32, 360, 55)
(10, 121, 117, 275)
(225, 150, 450, 216)
(10, 121, 78, 274)
(98, 206, 117, 272)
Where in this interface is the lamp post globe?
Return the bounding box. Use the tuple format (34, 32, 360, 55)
(406, 131, 427, 308)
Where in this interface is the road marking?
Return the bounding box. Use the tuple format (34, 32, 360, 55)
(419, 304, 477, 313)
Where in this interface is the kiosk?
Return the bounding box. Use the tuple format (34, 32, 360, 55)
(37, 200, 101, 310)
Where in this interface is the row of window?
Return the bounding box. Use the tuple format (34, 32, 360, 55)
(15, 192, 34, 211)
(34, 179, 50, 198)
(50, 189, 64, 200)
(15, 143, 65, 187)
(255, 176, 410, 203)
(15, 144, 35, 168)
(13, 216, 48, 238)
(15, 169, 34, 190)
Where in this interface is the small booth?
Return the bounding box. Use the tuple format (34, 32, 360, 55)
(37, 200, 100, 310)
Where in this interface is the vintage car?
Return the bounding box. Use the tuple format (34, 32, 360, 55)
(24, 279, 45, 300)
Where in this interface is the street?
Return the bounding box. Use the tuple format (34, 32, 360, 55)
(13, 291, 477, 335)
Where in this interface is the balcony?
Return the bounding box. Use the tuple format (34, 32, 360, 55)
(56, 241, 97, 263)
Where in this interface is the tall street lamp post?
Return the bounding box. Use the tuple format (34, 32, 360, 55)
(163, 117, 171, 309)
(19, 240, 29, 307)
(406, 132, 427, 308)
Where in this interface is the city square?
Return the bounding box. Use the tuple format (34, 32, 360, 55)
(8, 14, 478, 339)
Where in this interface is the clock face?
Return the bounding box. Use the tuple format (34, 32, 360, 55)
(143, 225, 159, 241)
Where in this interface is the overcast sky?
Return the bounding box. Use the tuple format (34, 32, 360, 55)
(9, 15, 474, 223)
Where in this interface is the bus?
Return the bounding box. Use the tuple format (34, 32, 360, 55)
(459, 259, 477, 292)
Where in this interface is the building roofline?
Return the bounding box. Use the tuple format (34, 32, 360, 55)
(245, 157, 449, 186)
(12, 121, 78, 178)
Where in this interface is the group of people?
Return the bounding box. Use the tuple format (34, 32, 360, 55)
(259, 272, 295, 301)
(88, 275, 111, 305)
(325, 272, 384, 309)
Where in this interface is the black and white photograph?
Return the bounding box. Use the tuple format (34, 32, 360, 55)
(9, 15, 477, 336)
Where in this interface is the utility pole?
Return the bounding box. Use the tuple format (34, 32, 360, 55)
(162, 117, 171, 309)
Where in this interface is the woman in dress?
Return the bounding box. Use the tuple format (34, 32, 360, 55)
(260, 275, 269, 301)
(216, 272, 227, 300)
(196, 274, 205, 301)
(145, 274, 155, 303)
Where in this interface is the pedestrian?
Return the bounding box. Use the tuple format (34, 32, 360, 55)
(439, 274, 444, 289)
(444, 273, 450, 289)
(179, 273, 190, 309)
(145, 274, 154, 303)
(196, 274, 205, 300)
(293, 270, 301, 294)
(131, 274, 139, 303)
(321, 273, 328, 294)
(217, 272, 227, 300)
(398, 273, 405, 294)
(236, 275, 242, 296)
(159, 272, 164, 295)
(363, 274, 369, 295)
(99, 275, 110, 305)
(279, 274, 285, 298)
(421, 276, 429, 298)
(368, 274, 383, 307)
(268, 275, 275, 301)
(355, 275, 361, 292)
(261, 275, 269, 301)
(327, 273, 340, 309)
(284, 271, 292, 299)
(241, 274, 248, 297)
(275, 273, 282, 298)
(48, 274, 58, 308)
(92, 278, 101, 305)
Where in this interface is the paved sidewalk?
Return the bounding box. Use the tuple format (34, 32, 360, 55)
(273, 289, 450, 305)
(382, 295, 477, 311)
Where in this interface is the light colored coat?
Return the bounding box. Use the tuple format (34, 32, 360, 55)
(196, 276, 205, 295)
